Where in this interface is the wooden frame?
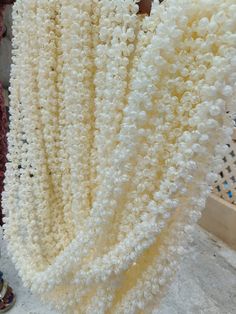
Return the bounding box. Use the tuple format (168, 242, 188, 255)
(199, 192, 236, 250)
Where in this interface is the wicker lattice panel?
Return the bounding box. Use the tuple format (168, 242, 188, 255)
(214, 120, 236, 204)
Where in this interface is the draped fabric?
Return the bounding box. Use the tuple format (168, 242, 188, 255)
(0, 4, 8, 226)
(0, 84, 8, 227)
(0, 1, 15, 225)
(3, 0, 236, 313)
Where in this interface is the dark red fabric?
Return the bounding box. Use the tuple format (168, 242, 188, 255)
(0, 1, 15, 5)
(0, 4, 8, 226)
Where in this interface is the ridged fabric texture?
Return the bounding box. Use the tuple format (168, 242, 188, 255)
(3, 0, 236, 313)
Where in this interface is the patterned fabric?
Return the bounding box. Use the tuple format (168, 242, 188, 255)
(0, 4, 8, 226)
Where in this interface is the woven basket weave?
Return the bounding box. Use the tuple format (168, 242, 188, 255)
(213, 115, 236, 204)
